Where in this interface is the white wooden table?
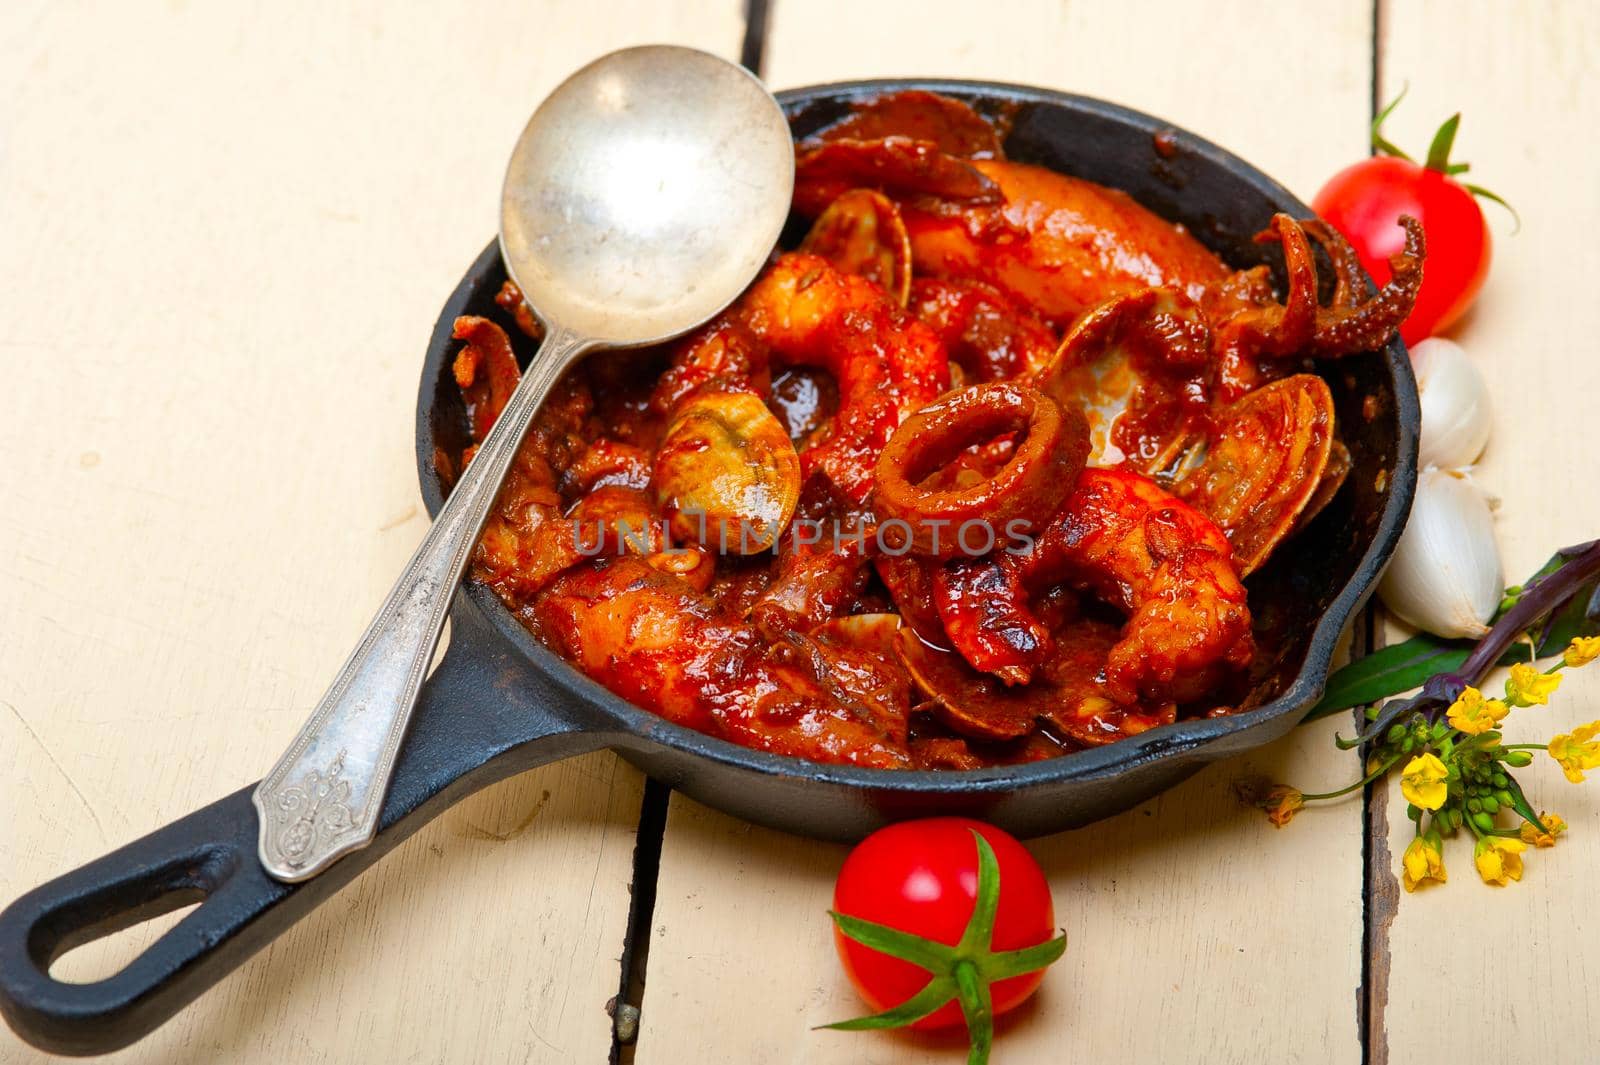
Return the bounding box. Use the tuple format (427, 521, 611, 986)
(2, 2, 1595, 1062)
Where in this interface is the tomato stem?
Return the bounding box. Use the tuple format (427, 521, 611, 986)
(954, 960, 993, 1065)
(1370, 84, 1413, 162)
(1369, 84, 1520, 230)
(1423, 113, 1462, 172)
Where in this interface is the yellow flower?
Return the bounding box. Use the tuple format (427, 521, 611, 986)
(1401, 835, 1447, 892)
(1519, 812, 1567, 848)
(1505, 663, 1561, 707)
(1446, 687, 1509, 735)
(1473, 837, 1526, 886)
(1548, 721, 1600, 783)
(1262, 785, 1304, 828)
(1400, 752, 1450, 810)
(1566, 636, 1600, 668)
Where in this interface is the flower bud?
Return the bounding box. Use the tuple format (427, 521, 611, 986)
(1504, 751, 1533, 767)
(1472, 811, 1496, 833)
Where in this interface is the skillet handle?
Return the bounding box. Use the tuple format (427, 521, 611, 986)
(0, 602, 611, 1056)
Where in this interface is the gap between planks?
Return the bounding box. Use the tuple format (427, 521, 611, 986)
(1361, 4, 1396, 1062)
(609, 4, 774, 1059)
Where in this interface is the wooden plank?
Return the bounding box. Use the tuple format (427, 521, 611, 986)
(637, 3, 1375, 1063)
(1374, 4, 1600, 1063)
(0, 3, 741, 1063)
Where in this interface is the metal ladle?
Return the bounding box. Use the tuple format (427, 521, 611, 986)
(253, 45, 794, 882)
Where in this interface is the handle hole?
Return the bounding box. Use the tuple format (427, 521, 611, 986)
(44, 888, 205, 985)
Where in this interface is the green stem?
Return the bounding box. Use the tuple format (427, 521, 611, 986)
(1299, 756, 1400, 801)
(1370, 84, 1413, 160)
(1423, 113, 1462, 171)
(954, 961, 993, 1065)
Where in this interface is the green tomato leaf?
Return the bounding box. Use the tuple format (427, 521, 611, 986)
(1463, 182, 1521, 231)
(956, 831, 1002, 955)
(1370, 84, 1414, 161)
(1423, 112, 1462, 172)
(980, 932, 1069, 981)
(818, 974, 958, 1031)
(828, 911, 955, 972)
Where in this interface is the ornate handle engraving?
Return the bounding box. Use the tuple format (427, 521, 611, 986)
(253, 325, 594, 881)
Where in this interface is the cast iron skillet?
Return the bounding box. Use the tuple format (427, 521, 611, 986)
(0, 79, 1418, 1056)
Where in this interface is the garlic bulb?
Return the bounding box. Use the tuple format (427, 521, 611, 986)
(1411, 338, 1493, 469)
(1379, 467, 1503, 638)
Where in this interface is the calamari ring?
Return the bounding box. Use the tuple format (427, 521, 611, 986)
(872, 382, 1089, 559)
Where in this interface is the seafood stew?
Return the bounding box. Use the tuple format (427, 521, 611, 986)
(439, 89, 1422, 771)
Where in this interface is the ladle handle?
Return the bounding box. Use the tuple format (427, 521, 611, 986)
(253, 323, 594, 881)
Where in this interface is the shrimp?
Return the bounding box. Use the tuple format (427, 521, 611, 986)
(645, 254, 947, 510)
(935, 467, 1253, 704)
(534, 557, 910, 768)
(739, 253, 949, 502)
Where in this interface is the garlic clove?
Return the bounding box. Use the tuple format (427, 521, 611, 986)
(1378, 466, 1503, 639)
(1411, 337, 1493, 470)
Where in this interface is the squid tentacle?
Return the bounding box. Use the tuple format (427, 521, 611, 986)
(1308, 216, 1426, 356)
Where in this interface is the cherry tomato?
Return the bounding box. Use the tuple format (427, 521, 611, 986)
(1313, 156, 1489, 346)
(1311, 95, 1507, 347)
(832, 818, 1056, 1030)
